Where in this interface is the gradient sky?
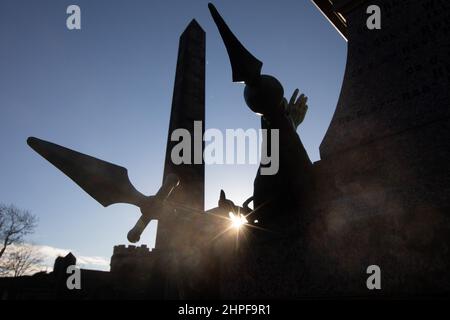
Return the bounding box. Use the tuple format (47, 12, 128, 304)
(0, 0, 346, 270)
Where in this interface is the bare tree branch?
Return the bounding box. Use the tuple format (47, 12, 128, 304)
(0, 204, 37, 260)
(0, 244, 44, 277)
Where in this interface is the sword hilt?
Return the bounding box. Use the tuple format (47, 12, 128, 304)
(127, 214, 152, 243)
(127, 174, 180, 243)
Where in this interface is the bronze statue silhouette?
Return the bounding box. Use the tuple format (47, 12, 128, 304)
(26, 137, 182, 243)
(209, 3, 313, 229)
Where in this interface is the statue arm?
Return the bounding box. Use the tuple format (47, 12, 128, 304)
(285, 89, 308, 130)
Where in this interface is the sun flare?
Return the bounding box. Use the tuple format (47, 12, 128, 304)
(229, 211, 248, 229)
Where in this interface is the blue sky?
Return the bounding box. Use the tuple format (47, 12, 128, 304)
(0, 0, 346, 270)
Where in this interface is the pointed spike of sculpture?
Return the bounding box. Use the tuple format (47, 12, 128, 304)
(208, 3, 284, 116)
(27, 137, 147, 208)
(208, 3, 263, 84)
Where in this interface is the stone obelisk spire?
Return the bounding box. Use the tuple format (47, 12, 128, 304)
(163, 19, 205, 212)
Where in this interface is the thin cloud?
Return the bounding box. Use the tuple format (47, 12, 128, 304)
(5, 243, 110, 273)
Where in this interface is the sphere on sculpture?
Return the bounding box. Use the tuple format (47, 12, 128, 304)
(244, 75, 284, 116)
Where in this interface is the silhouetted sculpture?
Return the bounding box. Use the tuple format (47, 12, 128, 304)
(209, 3, 313, 229)
(27, 136, 181, 243)
(8, 0, 450, 300)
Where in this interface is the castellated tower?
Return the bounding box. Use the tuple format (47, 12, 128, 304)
(109, 245, 166, 298)
(110, 245, 155, 275)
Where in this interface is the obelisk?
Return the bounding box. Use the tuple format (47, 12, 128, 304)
(155, 20, 207, 298)
(163, 19, 205, 212)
